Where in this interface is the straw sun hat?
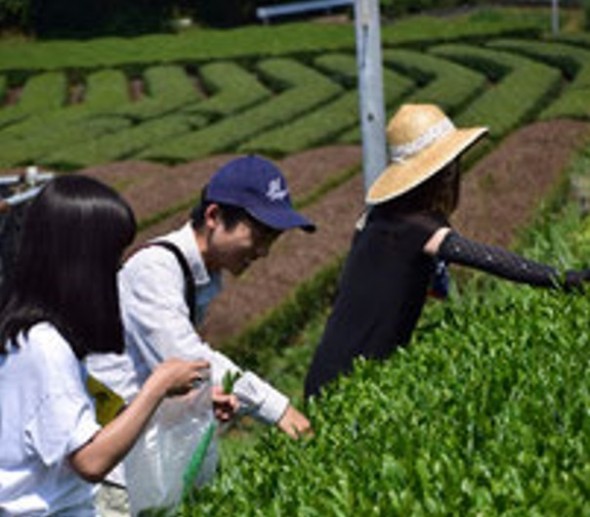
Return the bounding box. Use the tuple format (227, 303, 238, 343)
(366, 104, 488, 205)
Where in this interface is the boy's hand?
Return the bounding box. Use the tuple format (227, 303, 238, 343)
(277, 405, 313, 439)
(212, 386, 239, 422)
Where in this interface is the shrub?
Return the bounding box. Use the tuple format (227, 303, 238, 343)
(488, 39, 590, 121)
(43, 113, 203, 169)
(431, 43, 562, 138)
(382, 49, 487, 115)
(583, 0, 590, 31)
(139, 58, 342, 163)
(186, 200, 590, 516)
(186, 61, 271, 117)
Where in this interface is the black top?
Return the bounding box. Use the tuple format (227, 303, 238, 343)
(304, 210, 447, 398)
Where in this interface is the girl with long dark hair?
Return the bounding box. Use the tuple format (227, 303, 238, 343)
(0, 175, 208, 516)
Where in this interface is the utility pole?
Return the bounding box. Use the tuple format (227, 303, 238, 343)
(551, 0, 559, 35)
(354, 0, 387, 194)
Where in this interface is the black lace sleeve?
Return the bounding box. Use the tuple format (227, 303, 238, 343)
(438, 231, 589, 292)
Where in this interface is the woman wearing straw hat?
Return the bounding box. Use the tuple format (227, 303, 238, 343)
(304, 103, 590, 399)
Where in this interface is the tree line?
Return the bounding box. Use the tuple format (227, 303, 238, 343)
(0, 0, 524, 38)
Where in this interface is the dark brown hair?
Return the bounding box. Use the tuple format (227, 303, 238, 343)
(0, 175, 136, 358)
(372, 160, 461, 219)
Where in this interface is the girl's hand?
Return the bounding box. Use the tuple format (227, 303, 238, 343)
(150, 358, 210, 397)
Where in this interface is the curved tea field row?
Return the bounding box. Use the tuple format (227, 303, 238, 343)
(0, 9, 587, 172)
(2, 10, 590, 355)
(1, 15, 589, 512)
(2, 34, 590, 170)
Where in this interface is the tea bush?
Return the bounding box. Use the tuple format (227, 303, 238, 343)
(240, 53, 416, 154)
(1, 9, 583, 171)
(489, 39, 590, 122)
(138, 58, 342, 163)
(44, 113, 204, 169)
(382, 49, 487, 115)
(431, 44, 561, 139)
(187, 200, 590, 516)
(187, 62, 271, 117)
(0, 116, 132, 167)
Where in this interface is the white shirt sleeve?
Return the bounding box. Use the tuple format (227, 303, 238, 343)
(120, 247, 289, 424)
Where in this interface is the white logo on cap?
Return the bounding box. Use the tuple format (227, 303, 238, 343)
(266, 177, 288, 202)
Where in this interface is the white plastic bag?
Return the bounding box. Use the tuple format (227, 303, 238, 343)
(124, 380, 218, 516)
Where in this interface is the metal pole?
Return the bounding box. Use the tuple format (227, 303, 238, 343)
(551, 0, 559, 35)
(354, 0, 387, 194)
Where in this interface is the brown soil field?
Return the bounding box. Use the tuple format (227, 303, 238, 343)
(3, 119, 589, 347)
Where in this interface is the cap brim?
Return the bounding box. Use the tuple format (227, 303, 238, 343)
(247, 206, 316, 233)
(367, 126, 488, 205)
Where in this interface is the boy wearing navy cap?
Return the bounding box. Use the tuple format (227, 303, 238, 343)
(88, 155, 315, 515)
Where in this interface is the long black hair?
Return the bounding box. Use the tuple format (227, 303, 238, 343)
(0, 175, 136, 358)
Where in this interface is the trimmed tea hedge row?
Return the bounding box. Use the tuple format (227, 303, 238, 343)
(112, 65, 202, 122)
(239, 54, 416, 155)
(430, 44, 561, 139)
(555, 32, 590, 49)
(137, 58, 342, 163)
(13, 71, 66, 112)
(0, 10, 588, 174)
(0, 76, 6, 103)
(0, 69, 130, 139)
(0, 70, 133, 167)
(312, 53, 416, 146)
(83, 69, 130, 109)
(488, 39, 590, 121)
(43, 113, 206, 169)
(541, 63, 590, 121)
(382, 49, 488, 115)
(0, 71, 67, 129)
(238, 90, 360, 157)
(0, 12, 543, 73)
(0, 63, 269, 167)
(0, 116, 132, 168)
(185, 61, 272, 117)
(188, 197, 590, 516)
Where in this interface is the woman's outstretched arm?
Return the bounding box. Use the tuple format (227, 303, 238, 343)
(426, 228, 589, 291)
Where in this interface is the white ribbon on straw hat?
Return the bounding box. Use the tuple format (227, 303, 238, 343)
(366, 104, 488, 205)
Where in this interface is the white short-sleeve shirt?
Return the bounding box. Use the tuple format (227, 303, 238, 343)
(0, 323, 100, 516)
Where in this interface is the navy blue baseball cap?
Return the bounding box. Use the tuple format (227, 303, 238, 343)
(205, 155, 316, 233)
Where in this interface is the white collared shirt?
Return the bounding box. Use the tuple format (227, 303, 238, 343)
(87, 222, 289, 424)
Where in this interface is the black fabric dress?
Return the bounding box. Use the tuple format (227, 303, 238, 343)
(304, 210, 447, 398)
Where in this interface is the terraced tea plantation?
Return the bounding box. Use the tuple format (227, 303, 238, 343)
(2, 12, 590, 171)
(2, 6, 589, 515)
(3, 9, 590, 354)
